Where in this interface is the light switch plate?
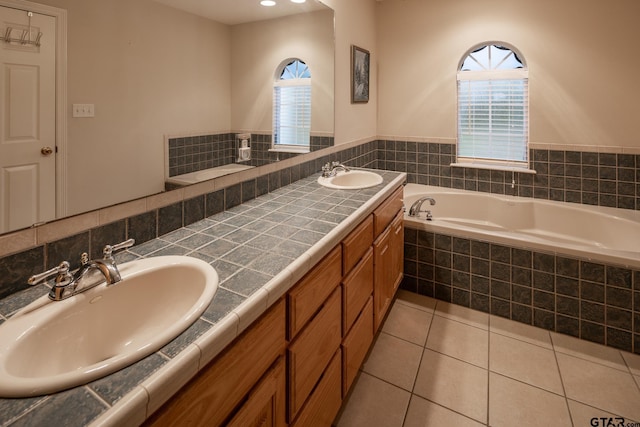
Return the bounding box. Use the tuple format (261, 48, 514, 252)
(72, 104, 95, 118)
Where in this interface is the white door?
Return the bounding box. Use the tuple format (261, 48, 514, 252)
(0, 5, 56, 233)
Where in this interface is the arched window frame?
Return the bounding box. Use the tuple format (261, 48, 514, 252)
(272, 58, 311, 152)
(455, 42, 531, 171)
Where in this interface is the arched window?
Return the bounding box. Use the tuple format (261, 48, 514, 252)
(457, 43, 529, 168)
(273, 59, 311, 151)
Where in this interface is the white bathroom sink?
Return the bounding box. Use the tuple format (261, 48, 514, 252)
(0, 255, 218, 397)
(317, 170, 383, 189)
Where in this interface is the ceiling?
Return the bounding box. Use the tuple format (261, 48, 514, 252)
(152, 0, 329, 25)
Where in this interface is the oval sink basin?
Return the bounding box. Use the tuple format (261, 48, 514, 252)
(317, 170, 383, 189)
(0, 255, 218, 397)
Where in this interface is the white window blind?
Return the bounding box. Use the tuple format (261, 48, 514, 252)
(457, 44, 529, 168)
(274, 80, 311, 147)
(273, 59, 311, 148)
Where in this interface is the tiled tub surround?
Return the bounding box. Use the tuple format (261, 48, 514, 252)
(403, 184, 640, 269)
(377, 139, 640, 211)
(0, 170, 406, 426)
(402, 184, 640, 354)
(167, 132, 334, 179)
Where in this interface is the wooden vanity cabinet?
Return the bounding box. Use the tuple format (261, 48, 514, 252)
(146, 183, 404, 427)
(145, 300, 286, 427)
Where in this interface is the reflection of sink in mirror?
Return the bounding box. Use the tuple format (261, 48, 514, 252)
(0, 256, 218, 398)
(317, 170, 383, 190)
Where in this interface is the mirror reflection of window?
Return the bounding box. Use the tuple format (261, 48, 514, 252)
(273, 59, 311, 151)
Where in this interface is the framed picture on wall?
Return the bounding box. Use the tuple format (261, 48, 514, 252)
(351, 45, 370, 103)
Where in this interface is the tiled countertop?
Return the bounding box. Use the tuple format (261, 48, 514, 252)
(0, 169, 406, 427)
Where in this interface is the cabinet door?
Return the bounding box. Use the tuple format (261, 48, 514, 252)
(227, 357, 286, 427)
(145, 300, 285, 427)
(390, 211, 404, 293)
(373, 227, 392, 331)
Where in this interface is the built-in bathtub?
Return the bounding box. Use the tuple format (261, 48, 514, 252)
(402, 184, 640, 353)
(404, 184, 640, 269)
(166, 163, 255, 186)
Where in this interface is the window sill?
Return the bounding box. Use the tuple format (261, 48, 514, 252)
(268, 147, 310, 154)
(450, 162, 536, 174)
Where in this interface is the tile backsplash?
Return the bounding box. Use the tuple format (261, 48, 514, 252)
(378, 140, 640, 210)
(168, 133, 334, 177)
(168, 133, 235, 177)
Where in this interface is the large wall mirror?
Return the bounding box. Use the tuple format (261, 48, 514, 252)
(0, 0, 334, 234)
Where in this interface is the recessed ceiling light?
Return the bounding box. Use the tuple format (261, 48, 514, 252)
(260, 0, 276, 6)
(291, 0, 306, 3)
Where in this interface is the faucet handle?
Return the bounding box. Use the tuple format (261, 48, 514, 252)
(103, 238, 135, 260)
(28, 261, 72, 286)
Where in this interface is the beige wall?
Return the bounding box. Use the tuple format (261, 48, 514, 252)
(376, 0, 640, 151)
(323, 0, 378, 145)
(230, 9, 334, 135)
(35, 0, 231, 215)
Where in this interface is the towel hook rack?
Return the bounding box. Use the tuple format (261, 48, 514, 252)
(0, 10, 43, 47)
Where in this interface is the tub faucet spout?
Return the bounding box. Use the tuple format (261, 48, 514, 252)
(408, 197, 436, 218)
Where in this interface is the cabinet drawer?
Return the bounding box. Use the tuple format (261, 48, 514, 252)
(287, 246, 342, 340)
(145, 300, 286, 427)
(291, 349, 342, 427)
(341, 215, 373, 274)
(288, 287, 342, 421)
(227, 357, 286, 427)
(342, 297, 374, 397)
(342, 248, 373, 334)
(373, 186, 403, 237)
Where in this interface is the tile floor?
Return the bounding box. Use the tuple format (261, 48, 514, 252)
(335, 290, 640, 427)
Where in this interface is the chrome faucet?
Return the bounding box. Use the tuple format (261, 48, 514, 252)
(28, 239, 135, 301)
(408, 197, 436, 220)
(321, 161, 351, 178)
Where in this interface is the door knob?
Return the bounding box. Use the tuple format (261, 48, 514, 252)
(41, 146, 54, 156)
